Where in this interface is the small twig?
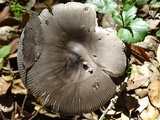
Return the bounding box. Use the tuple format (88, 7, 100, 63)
(99, 77, 128, 120)
(12, 101, 17, 120)
(28, 107, 42, 120)
(19, 94, 27, 119)
(29, 94, 50, 120)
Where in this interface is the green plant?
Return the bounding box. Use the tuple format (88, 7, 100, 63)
(9, 1, 37, 19)
(86, 0, 149, 44)
(0, 45, 11, 68)
(10, 2, 24, 19)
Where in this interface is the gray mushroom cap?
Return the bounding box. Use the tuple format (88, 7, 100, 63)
(17, 2, 126, 115)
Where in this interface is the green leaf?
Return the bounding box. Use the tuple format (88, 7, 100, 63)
(156, 30, 160, 38)
(118, 28, 133, 44)
(118, 18, 149, 44)
(86, 0, 119, 15)
(122, 6, 137, 27)
(136, 0, 149, 6)
(129, 18, 149, 42)
(0, 46, 11, 58)
(123, 4, 135, 11)
(122, 0, 136, 5)
(113, 14, 123, 26)
(151, 2, 160, 8)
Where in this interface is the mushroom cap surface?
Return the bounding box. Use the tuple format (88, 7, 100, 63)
(17, 2, 126, 115)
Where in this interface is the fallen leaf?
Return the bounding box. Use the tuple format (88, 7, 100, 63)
(146, 19, 160, 30)
(136, 96, 149, 113)
(9, 38, 19, 54)
(0, 26, 15, 43)
(157, 44, 160, 63)
(0, 77, 11, 95)
(135, 88, 149, 98)
(11, 79, 27, 94)
(18, 12, 29, 29)
(148, 80, 160, 108)
(2, 74, 13, 82)
(26, 0, 36, 9)
(127, 64, 150, 91)
(140, 103, 159, 120)
(121, 111, 129, 120)
(0, 6, 10, 23)
(0, 0, 5, 3)
(128, 44, 150, 62)
(34, 105, 60, 118)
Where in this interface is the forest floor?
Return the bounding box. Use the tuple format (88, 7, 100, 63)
(0, 0, 160, 120)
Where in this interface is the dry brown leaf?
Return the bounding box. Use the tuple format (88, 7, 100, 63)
(34, 0, 54, 11)
(157, 44, 160, 63)
(121, 111, 129, 120)
(135, 35, 159, 59)
(135, 88, 149, 98)
(140, 103, 159, 120)
(127, 61, 159, 91)
(0, 6, 10, 23)
(9, 38, 19, 54)
(18, 12, 29, 29)
(92, 112, 98, 120)
(127, 64, 150, 91)
(136, 96, 149, 113)
(148, 80, 160, 108)
(0, 0, 5, 3)
(34, 105, 60, 118)
(83, 113, 95, 120)
(0, 26, 15, 42)
(130, 44, 150, 62)
(2, 74, 13, 82)
(8, 52, 17, 59)
(26, 0, 36, 9)
(11, 79, 27, 94)
(137, 35, 158, 50)
(0, 77, 11, 95)
(146, 19, 160, 30)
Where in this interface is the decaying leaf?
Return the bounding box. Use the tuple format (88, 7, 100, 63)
(0, 77, 11, 95)
(148, 80, 160, 108)
(136, 35, 159, 52)
(135, 88, 149, 98)
(146, 19, 160, 30)
(26, 0, 36, 9)
(136, 96, 149, 113)
(127, 64, 150, 91)
(140, 103, 159, 120)
(11, 79, 27, 94)
(9, 38, 19, 54)
(0, 26, 15, 42)
(127, 62, 159, 91)
(2, 74, 13, 82)
(34, 105, 60, 118)
(0, 6, 10, 22)
(129, 44, 150, 62)
(157, 44, 160, 63)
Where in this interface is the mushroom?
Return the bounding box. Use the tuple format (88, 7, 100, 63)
(17, 2, 126, 115)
